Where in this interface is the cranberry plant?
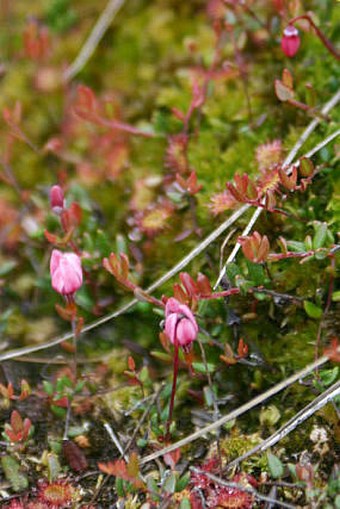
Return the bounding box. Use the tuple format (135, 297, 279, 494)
(0, 0, 339, 507)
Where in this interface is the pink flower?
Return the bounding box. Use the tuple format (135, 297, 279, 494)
(281, 25, 300, 57)
(165, 297, 198, 350)
(50, 249, 83, 296)
(50, 185, 65, 214)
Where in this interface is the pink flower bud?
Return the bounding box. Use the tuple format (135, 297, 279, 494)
(281, 25, 300, 58)
(165, 297, 198, 350)
(50, 185, 65, 214)
(50, 249, 83, 296)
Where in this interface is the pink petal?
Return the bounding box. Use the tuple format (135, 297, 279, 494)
(177, 319, 198, 346)
(50, 249, 63, 274)
(165, 313, 178, 345)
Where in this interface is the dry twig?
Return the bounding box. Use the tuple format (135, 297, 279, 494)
(64, 0, 126, 82)
(225, 380, 340, 471)
(139, 352, 336, 465)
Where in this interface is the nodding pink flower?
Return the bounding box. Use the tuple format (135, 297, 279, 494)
(165, 297, 198, 351)
(281, 25, 300, 57)
(50, 185, 65, 214)
(50, 249, 83, 297)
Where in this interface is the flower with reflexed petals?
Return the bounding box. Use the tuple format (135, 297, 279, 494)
(50, 249, 83, 297)
(165, 297, 198, 351)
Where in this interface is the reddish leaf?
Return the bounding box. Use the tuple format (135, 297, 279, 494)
(197, 273, 212, 296)
(44, 230, 59, 244)
(299, 157, 314, 177)
(163, 448, 181, 469)
(278, 166, 297, 190)
(275, 79, 295, 102)
(323, 338, 340, 363)
(282, 68, 294, 89)
(239, 232, 270, 263)
(180, 272, 199, 298)
(127, 356, 136, 371)
(10, 410, 24, 434)
(237, 338, 248, 358)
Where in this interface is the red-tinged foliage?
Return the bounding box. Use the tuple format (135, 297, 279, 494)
(278, 166, 298, 190)
(44, 230, 60, 244)
(61, 202, 83, 231)
(237, 338, 248, 358)
(23, 20, 50, 61)
(275, 78, 295, 102)
(239, 231, 270, 263)
(323, 338, 340, 363)
(163, 448, 181, 469)
(127, 355, 136, 371)
(220, 343, 238, 366)
(44, 226, 75, 247)
(0, 380, 31, 401)
(4, 410, 32, 443)
(282, 68, 294, 89)
(173, 282, 190, 305)
(226, 174, 258, 203)
(55, 301, 77, 322)
(52, 396, 69, 408)
(62, 440, 88, 472)
(103, 251, 131, 288)
(0, 381, 15, 400)
(98, 452, 144, 488)
(197, 273, 213, 296)
(180, 272, 200, 298)
(176, 272, 212, 306)
(73, 85, 98, 121)
(19, 379, 31, 400)
(209, 190, 238, 215)
(176, 171, 202, 195)
(299, 157, 314, 177)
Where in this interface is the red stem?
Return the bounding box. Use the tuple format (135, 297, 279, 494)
(96, 116, 154, 138)
(166, 336, 179, 440)
(290, 14, 340, 60)
(201, 288, 240, 300)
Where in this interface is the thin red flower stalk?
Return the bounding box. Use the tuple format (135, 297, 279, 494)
(166, 321, 180, 439)
(164, 298, 198, 438)
(289, 14, 340, 60)
(200, 288, 240, 300)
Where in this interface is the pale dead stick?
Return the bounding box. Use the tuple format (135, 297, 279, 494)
(139, 352, 335, 465)
(225, 379, 340, 471)
(214, 88, 340, 288)
(0, 130, 336, 363)
(63, 0, 126, 82)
